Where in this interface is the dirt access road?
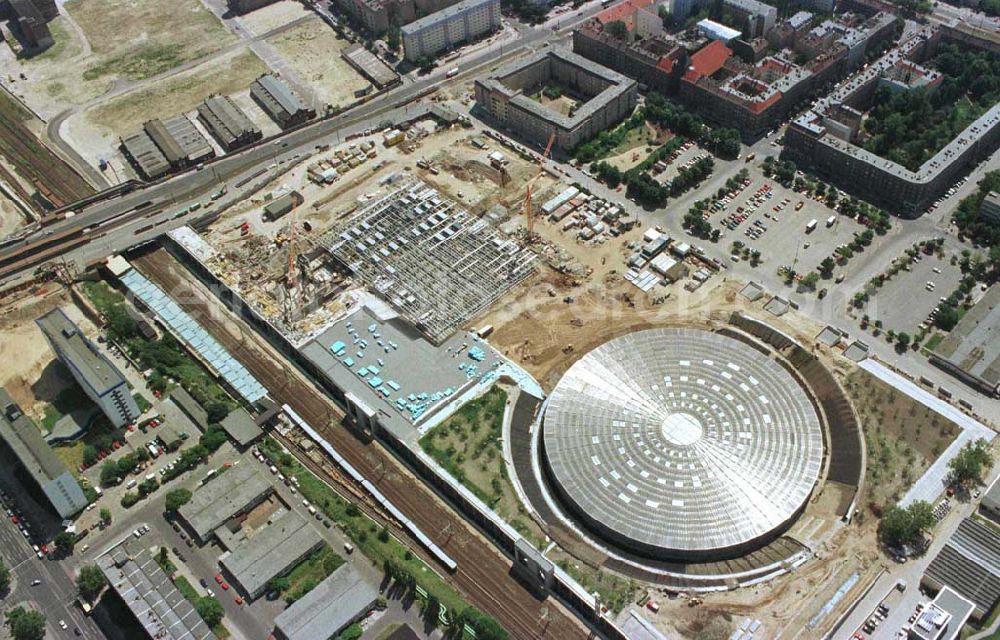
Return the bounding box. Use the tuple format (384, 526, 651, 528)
(131, 248, 590, 640)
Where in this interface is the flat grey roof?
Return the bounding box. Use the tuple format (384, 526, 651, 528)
(170, 387, 209, 430)
(220, 408, 263, 447)
(0, 388, 72, 484)
(982, 475, 1000, 513)
(925, 517, 1000, 617)
(300, 305, 504, 441)
(219, 510, 323, 597)
(178, 463, 272, 539)
(273, 564, 378, 640)
(36, 308, 127, 397)
(99, 540, 217, 640)
(402, 0, 496, 35)
(935, 285, 1000, 387)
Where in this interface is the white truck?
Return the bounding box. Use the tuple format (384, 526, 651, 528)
(806, 219, 818, 233)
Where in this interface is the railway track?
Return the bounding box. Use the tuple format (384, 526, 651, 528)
(132, 249, 588, 640)
(0, 89, 94, 207)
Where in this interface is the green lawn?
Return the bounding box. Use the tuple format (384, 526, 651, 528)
(923, 332, 944, 353)
(261, 437, 469, 614)
(282, 544, 345, 603)
(41, 385, 94, 432)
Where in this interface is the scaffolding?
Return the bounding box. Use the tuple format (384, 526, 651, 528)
(324, 178, 537, 344)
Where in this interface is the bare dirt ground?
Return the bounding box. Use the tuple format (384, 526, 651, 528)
(66, 0, 236, 83)
(2, 0, 236, 118)
(0, 16, 113, 116)
(206, 119, 548, 247)
(237, 0, 312, 36)
(0, 190, 29, 238)
(74, 50, 268, 164)
(265, 19, 368, 109)
(0, 289, 95, 422)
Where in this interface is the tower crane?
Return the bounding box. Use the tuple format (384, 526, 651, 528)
(524, 132, 556, 242)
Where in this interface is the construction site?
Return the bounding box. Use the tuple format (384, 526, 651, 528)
(189, 108, 579, 345)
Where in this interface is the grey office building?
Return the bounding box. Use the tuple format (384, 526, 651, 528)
(0, 389, 87, 518)
(401, 0, 501, 63)
(36, 308, 139, 428)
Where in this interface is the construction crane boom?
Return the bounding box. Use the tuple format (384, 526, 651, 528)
(525, 133, 556, 240)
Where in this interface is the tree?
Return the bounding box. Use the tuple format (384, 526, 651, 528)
(949, 438, 993, 488)
(801, 272, 820, 290)
(895, 332, 911, 352)
(340, 623, 364, 640)
(416, 56, 434, 74)
(452, 607, 507, 640)
(205, 401, 230, 425)
(165, 488, 193, 514)
(604, 19, 629, 40)
(195, 597, 225, 628)
(386, 20, 401, 52)
(879, 500, 935, 549)
(4, 607, 45, 640)
(819, 257, 836, 277)
(76, 565, 107, 602)
(934, 304, 960, 330)
(99, 508, 112, 525)
(423, 593, 441, 623)
(54, 530, 76, 555)
(100, 460, 122, 486)
(268, 576, 291, 594)
(0, 558, 9, 592)
(82, 445, 99, 468)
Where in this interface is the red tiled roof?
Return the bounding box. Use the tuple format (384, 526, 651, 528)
(656, 56, 675, 73)
(596, 0, 656, 26)
(749, 91, 782, 113)
(682, 40, 732, 83)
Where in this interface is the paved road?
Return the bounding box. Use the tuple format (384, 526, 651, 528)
(0, 513, 103, 639)
(0, 15, 570, 286)
(43, 13, 316, 189)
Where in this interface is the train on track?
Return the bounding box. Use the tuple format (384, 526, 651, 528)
(282, 403, 459, 573)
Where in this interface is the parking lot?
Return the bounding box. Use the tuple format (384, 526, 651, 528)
(848, 580, 909, 640)
(708, 171, 879, 282)
(863, 250, 963, 337)
(649, 141, 705, 184)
